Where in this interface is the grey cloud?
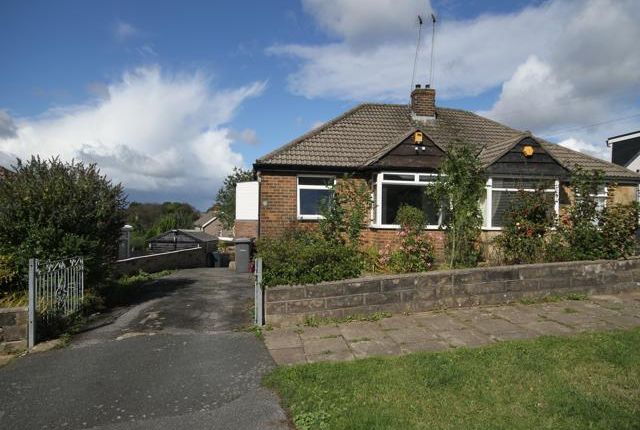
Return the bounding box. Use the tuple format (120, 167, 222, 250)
(0, 110, 17, 139)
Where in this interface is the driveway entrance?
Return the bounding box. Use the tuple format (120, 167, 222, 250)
(0, 268, 289, 430)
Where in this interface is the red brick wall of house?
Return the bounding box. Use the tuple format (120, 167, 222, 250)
(258, 171, 298, 238)
(258, 171, 447, 259)
(235, 220, 259, 238)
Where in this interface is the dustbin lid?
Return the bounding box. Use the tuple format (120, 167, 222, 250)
(234, 237, 252, 244)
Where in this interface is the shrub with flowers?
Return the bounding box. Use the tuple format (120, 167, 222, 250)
(379, 204, 435, 273)
(494, 188, 555, 264)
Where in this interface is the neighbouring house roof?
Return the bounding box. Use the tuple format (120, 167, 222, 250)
(194, 210, 217, 228)
(256, 103, 640, 182)
(147, 229, 217, 243)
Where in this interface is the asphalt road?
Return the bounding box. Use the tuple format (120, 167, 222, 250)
(0, 268, 289, 430)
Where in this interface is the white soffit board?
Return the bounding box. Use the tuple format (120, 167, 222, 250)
(608, 131, 640, 144)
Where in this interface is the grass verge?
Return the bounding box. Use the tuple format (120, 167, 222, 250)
(264, 328, 640, 430)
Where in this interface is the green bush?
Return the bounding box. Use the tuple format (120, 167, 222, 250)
(494, 188, 554, 264)
(0, 157, 127, 292)
(257, 229, 362, 287)
(496, 169, 639, 264)
(600, 202, 639, 259)
(379, 205, 435, 273)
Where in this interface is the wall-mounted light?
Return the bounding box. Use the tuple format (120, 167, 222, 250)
(522, 145, 534, 158)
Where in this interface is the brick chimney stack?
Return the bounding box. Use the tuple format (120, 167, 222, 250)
(411, 84, 436, 121)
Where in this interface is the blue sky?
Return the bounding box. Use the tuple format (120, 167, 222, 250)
(1, 0, 638, 209)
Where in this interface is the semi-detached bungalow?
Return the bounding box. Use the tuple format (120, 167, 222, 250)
(236, 85, 640, 257)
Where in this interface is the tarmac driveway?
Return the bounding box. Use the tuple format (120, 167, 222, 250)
(0, 268, 289, 430)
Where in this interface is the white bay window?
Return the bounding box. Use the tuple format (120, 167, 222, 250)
(483, 177, 559, 229)
(373, 172, 442, 228)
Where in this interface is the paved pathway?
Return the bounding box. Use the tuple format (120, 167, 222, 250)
(0, 268, 290, 430)
(264, 290, 640, 365)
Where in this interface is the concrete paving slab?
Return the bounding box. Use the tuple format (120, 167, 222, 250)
(522, 320, 576, 336)
(410, 313, 468, 331)
(269, 347, 306, 366)
(303, 337, 350, 356)
(385, 326, 437, 344)
(400, 339, 450, 354)
(339, 321, 386, 342)
(298, 325, 341, 341)
(263, 290, 640, 366)
(264, 329, 302, 350)
(349, 337, 401, 359)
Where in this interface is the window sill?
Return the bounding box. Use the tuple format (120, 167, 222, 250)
(369, 224, 442, 230)
(298, 215, 324, 221)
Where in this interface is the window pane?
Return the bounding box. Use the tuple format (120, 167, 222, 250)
(418, 175, 434, 182)
(383, 173, 415, 181)
(492, 190, 555, 227)
(298, 176, 333, 186)
(492, 178, 553, 189)
(491, 190, 516, 227)
(382, 184, 439, 225)
(300, 189, 333, 215)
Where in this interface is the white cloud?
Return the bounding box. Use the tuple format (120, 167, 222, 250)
(0, 110, 17, 139)
(478, 55, 604, 132)
(311, 120, 325, 130)
(558, 137, 607, 159)
(114, 20, 138, 41)
(302, 0, 429, 46)
(270, 0, 640, 161)
(0, 66, 265, 209)
(228, 128, 259, 145)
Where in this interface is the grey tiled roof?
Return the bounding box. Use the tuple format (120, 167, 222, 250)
(256, 103, 640, 181)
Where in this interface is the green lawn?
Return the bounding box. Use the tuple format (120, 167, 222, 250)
(264, 328, 640, 430)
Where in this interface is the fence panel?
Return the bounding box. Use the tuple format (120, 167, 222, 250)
(28, 256, 84, 349)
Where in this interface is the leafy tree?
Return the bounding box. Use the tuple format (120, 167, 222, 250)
(0, 157, 127, 290)
(125, 201, 199, 252)
(428, 142, 485, 268)
(319, 176, 373, 247)
(215, 167, 255, 229)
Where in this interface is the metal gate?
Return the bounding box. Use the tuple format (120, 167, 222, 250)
(28, 256, 84, 348)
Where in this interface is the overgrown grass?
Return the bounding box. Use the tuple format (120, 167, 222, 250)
(519, 292, 587, 305)
(265, 328, 640, 430)
(303, 312, 392, 327)
(0, 290, 28, 307)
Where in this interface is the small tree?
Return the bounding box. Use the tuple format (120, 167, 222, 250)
(428, 142, 485, 268)
(561, 168, 606, 260)
(319, 176, 372, 247)
(215, 167, 255, 229)
(0, 157, 127, 290)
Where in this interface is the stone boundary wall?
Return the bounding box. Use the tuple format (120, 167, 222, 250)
(114, 246, 212, 276)
(265, 257, 640, 326)
(0, 307, 28, 353)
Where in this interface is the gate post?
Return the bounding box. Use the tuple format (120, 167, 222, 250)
(28, 258, 36, 350)
(254, 258, 264, 326)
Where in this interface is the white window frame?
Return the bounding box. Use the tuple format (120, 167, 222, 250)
(371, 171, 442, 229)
(296, 174, 335, 220)
(483, 177, 560, 230)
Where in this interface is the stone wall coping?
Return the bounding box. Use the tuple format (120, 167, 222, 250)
(267, 256, 640, 291)
(0, 306, 28, 313)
